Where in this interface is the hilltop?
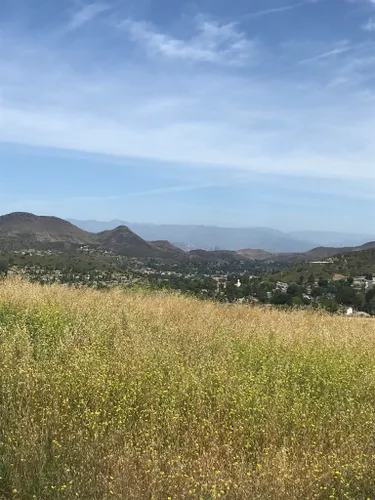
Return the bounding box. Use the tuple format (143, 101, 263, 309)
(0, 213, 186, 261)
(0, 212, 94, 250)
(96, 226, 182, 260)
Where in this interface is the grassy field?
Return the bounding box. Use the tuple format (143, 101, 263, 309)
(1, 279, 375, 500)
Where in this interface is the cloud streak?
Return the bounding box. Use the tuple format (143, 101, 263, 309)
(244, 0, 323, 19)
(298, 42, 355, 64)
(67, 2, 109, 30)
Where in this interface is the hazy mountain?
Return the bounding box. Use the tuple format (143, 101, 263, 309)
(304, 241, 375, 260)
(290, 231, 375, 248)
(5, 213, 375, 265)
(68, 219, 316, 253)
(68, 219, 128, 233)
(236, 249, 275, 261)
(189, 249, 248, 263)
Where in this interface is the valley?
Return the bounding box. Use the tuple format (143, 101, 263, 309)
(1, 212, 375, 316)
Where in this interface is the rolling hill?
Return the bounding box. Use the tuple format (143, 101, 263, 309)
(304, 241, 375, 261)
(2, 212, 375, 267)
(189, 249, 248, 263)
(0, 212, 95, 250)
(270, 247, 375, 284)
(0, 213, 185, 261)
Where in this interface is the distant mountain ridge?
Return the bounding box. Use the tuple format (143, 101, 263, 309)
(69, 219, 374, 253)
(68, 219, 315, 252)
(1, 213, 375, 265)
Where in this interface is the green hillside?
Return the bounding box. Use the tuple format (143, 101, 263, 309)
(272, 248, 375, 283)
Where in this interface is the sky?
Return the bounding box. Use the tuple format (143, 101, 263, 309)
(1, 0, 375, 233)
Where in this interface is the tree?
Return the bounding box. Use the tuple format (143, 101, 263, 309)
(272, 291, 292, 306)
(366, 288, 375, 303)
(0, 258, 8, 277)
(287, 283, 301, 297)
(366, 296, 375, 315)
(311, 287, 323, 298)
(318, 278, 328, 288)
(292, 296, 304, 307)
(307, 274, 316, 285)
(364, 289, 375, 314)
(321, 299, 339, 313)
(335, 285, 357, 306)
(352, 292, 365, 310)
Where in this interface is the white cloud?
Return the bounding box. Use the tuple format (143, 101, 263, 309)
(67, 2, 109, 30)
(120, 17, 255, 66)
(1, 13, 375, 190)
(244, 0, 323, 19)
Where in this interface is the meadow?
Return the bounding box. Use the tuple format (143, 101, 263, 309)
(0, 278, 375, 500)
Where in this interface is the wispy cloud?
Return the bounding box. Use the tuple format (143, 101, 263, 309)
(244, 0, 323, 19)
(67, 2, 109, 30)
(299, 41, 354, 64)
(120, 16, 255, 66)
(2, 7, 375, 189)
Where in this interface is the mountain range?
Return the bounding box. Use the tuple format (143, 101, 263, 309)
(0, 213, 182, 261)
(1, 213, 375, 264)
(68, 219, 375, 253)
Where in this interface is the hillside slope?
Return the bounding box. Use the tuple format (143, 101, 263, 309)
(271, 247, 375, 283)
(0, 212, 94, 250)
(189, 249, 249, 263)
(305, 241, 375, 260)
(1, 279, 375, 499)
(0, 213, 185, 261)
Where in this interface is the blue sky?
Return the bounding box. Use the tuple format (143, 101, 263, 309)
(1, 0, 375, 232)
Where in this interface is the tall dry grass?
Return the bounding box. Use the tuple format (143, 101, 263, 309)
(0, 278, 375, 499)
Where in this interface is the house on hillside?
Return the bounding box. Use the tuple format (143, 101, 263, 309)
(332, 274, 346, 282)
(276, 281, 288, 293)
(366, 280, 374, 291)
(353, 277, 367, 289)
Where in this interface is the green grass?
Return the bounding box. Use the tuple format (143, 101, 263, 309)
(0, 279, 375, 499)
